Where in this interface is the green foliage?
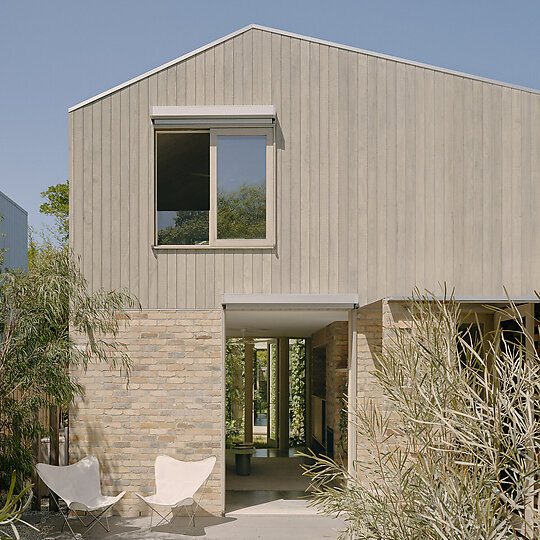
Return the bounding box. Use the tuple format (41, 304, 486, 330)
(289, 339, 305, 446)
(336, 385, 348, 459)
(304, 293, 540, 539)
(0, 245, 138, 491)
(0, 215, 5, 271)
(225, 339, 245, 444)
(269, 343, 278, 441)
(39, 181, 69, 245)
(217, 184, 266, 240)
(157, 184, 266, 245)
(158, 210, 209, 246)
(0, 472, 37, 539)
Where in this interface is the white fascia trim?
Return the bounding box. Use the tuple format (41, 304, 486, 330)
(68, 24, 540, 112)
(222, 293, 359, 310)
(151, 105, 276, 119)
(69, 24, 540, 113)
(68, 25, 255, 112)
(251, 25, 540, 96)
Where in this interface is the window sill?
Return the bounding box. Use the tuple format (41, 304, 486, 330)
(151, 244, 276, 251)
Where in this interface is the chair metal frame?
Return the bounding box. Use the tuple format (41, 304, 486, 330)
(136, 475, 211, 528)
(48, 489, 114, 537)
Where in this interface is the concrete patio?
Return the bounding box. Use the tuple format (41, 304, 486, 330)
(27, 511, 346, 539)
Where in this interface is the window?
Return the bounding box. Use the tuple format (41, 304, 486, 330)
(155, 127, 274, 248)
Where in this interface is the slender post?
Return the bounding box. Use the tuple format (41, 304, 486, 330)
(305, 338, 312, 448)
(49, 405, 59, 512)
(31, 411, 42, 511)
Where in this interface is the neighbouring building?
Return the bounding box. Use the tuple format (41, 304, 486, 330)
(0, 190, 28, 272)
(69, 25, 540, 517)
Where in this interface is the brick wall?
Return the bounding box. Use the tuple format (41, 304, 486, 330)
(70, 309, 223, 517)
(354, 299, 413, 466)
(355, 301, 383, 466)
(311, 321, 348, 462)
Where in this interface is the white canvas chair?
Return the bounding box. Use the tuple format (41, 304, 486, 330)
(135, 455, 216, 528)
(36, 456, 125, 538)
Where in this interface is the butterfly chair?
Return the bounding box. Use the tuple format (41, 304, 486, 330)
(135, 455, 216, 528)
(36, 456, 126, 538)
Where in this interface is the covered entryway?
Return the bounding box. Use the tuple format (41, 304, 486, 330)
(222, 294, 358, 514)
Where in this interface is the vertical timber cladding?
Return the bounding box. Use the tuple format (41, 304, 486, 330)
(70, 310, 223, 517)
(70, 26, 540, 311)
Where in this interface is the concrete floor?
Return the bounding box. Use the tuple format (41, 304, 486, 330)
(24, 450, 347, 538)
(29, 513, 346, 539)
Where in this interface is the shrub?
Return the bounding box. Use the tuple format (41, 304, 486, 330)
(0, 246, 137, 490)
(305, 294, 540, 539)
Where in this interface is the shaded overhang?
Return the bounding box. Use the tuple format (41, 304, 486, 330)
(222, 294, 359, 338)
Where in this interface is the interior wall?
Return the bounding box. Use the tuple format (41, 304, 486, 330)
(310, 321, 348, 462)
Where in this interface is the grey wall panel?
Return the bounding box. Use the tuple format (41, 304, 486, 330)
(70, 28, 540, 309)
(0, 191, 27, 272)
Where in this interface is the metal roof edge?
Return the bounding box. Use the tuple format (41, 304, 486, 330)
(69, 23, 540, 113)
(387, 296, 540, 303)
(250, 25, 540, 96)
(0, 190, 28, 216)
(68, 24, 257, 113)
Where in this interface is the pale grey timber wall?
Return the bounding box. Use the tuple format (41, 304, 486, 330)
(70, 27, 540, 308)
(0, 190, 28, 272)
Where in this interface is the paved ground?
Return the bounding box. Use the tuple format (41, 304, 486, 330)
(7, 512, 347, 539)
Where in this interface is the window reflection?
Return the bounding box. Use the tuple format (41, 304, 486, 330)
(156, 132, 210, 245)
(217, 136, 266, 240)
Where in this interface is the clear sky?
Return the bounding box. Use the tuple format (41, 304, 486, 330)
(1, 0, 539, 233)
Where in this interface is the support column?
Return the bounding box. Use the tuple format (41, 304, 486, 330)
(278, 338, 289, 451)
(244, 341, 254, 444)
(305, 338, 312, 447)
(348, 308, 358, 474)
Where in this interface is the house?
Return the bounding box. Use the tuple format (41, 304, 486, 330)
(0, 190, 28, 272)
(69, 25, 540, 517)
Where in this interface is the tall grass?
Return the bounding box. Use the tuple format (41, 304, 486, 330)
(305, 294, 540, 539)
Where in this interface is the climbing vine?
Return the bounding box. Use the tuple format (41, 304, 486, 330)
(289, 339, 306, 445)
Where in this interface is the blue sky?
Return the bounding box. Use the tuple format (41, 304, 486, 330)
(1, 0, 539, 233)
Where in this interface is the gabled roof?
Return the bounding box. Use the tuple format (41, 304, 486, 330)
(69, 24, 540, 112)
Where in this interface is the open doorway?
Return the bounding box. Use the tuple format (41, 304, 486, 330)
(225, 338, 309, 512)
(222, 294, 357, 514)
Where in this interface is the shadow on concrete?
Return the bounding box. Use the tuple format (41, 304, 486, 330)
(36, 514, 236, 539)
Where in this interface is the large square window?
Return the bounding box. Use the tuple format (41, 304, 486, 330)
(155, 128, 274, 247)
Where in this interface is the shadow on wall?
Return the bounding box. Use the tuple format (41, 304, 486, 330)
(69, 397, 219, 519)
(69, 398, 126, 513)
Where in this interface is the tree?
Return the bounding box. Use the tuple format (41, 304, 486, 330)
(305, 294, 540, 539)
(39, 181, 69, 245)
(0, 245, 138, 491)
